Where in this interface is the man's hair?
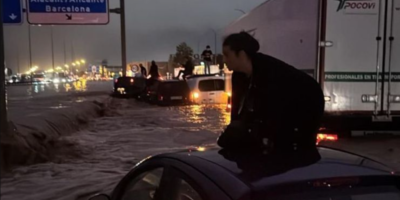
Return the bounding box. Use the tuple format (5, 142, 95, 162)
(206, 45, 210, 48)
(223, 32, 260, 57)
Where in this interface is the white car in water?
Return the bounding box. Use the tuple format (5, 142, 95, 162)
(186, 75, 229, 104)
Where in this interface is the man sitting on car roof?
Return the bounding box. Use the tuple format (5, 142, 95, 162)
(218, 32, 325, 153)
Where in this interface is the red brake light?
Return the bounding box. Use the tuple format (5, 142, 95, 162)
(115, 79, 118, 83)
(130, 79, 134, 83)
(316, 133, 338, 145)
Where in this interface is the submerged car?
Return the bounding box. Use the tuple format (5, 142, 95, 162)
(145, 79, 191, 106)
(186, 75, 229, 104)
(32, 74, 46, 83)
(89, 146, 399, 200)
(113, 77, 147, 98)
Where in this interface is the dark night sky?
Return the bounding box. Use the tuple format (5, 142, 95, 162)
(3, 0, 265, 73)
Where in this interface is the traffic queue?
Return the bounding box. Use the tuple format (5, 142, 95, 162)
(112, 60, 339, 145)
(113, 72, 232, 109)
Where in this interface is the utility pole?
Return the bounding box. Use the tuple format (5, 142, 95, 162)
(197, 39, 201, 55)
(120, 0, 127, 77)
(214, 30, 217, 55)
(0, 0, 9, 134)
(28, 25, 32, 69)
(51, 26, 55, 71)
(16, 47, 20, 73)
(63, 32, 67, 65)
(215, 32, 217, 65)
(71, 40, 75, 62)
(210, 29, 217, 64)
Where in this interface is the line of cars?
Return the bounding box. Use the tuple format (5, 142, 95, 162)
(113, 73, 342, 142)
(113, 74, 231, 107)
(6, 73, 79, 85)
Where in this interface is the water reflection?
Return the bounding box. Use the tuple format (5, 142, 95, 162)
(74, 97, 85, 103)
(23, 80, 89, 95)
(54, 83, 60, 93)
(34, 85, 39, 93)
(65, 83, 72, 92)
(173, 104, 231, 133)
(73, 80, 87, 92)
(49, 104, 69, 109)
(26, 87, 32, 97)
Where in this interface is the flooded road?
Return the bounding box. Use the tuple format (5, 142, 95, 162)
(1, 96, 399, 200)
(1, 98, 229, 200)
(7, 80, 113, 120)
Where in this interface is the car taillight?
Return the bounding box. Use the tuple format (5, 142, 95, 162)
(158, 95, 163, 101)
(115, 79, 118, 83)
(130, 79, 134, 83)
(316, 133, 338, 144)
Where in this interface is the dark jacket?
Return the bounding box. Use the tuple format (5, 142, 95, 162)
(149, 64, 160, 79)
(222, 53, 324, 151)
(183, 60, 194, 75)
(202, 50, 213, 62)
(140, 66, 147, 77)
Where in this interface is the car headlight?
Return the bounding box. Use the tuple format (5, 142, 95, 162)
(53, 78, 60, 83)
(8, 80, 13, 83)
(62, 79, 66, 83)
(192, 92, 199, 99)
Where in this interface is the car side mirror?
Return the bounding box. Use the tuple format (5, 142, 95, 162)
(88, 194, 111, 200)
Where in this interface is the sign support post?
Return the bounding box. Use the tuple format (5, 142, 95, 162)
(119, 0, 127, 77)
(0, 0, 9, 134)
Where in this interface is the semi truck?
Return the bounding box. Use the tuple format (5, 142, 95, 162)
(224, 0, 400, 135)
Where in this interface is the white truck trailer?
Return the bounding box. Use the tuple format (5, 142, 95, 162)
(224, 0, 400, 135)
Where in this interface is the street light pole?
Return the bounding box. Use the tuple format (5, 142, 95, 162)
(0, 0, 9, 134)
(119, 0, 127, 77)
(17, 47, 20, 73)
(64, 35, 67, 65)
(28, 25, 33, 69)
(212, 29, 217, 54)
(71, 40, 75, 64)
(210, 29, 217, 64)
(51, 26, 55, 71)
(197, 40, 201, 55)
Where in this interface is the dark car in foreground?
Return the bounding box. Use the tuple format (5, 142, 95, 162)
(145, 79, 191, 106)
(89, 146, 399, 200)
(113, 77, 147, 98)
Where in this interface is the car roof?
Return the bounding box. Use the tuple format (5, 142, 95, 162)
(159, 79, 185, 83)
(186, 74, 224, 81)
(158, 147, 397, 190)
